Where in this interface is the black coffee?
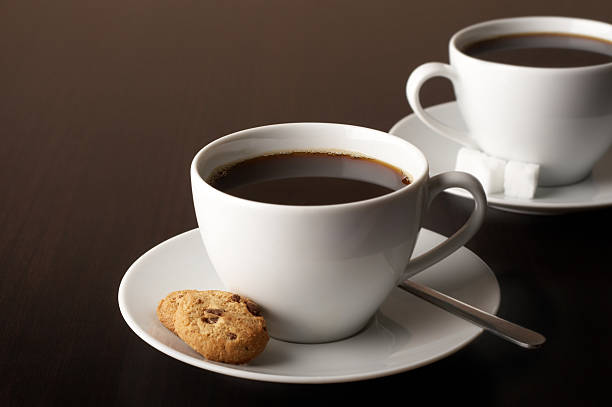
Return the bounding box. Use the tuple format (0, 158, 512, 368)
(207, 152, 411, 205)
(463, 33, 612, 68)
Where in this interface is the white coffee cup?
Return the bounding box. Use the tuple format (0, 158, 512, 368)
(191, 123, 486, 343)
(406, 16, 612, 186)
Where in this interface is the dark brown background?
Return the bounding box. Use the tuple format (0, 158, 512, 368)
(1, 1, 611, 405)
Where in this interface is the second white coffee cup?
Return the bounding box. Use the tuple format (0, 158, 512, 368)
(407, 16, 612, 186)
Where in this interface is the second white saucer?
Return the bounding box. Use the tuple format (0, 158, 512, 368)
(390, 101, 612, 215)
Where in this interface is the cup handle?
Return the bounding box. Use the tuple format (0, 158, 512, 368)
(406, 62, 479, 149)
(402, 171, 487, 280)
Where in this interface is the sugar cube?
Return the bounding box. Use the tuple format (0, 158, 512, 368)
(455, 147, 506, 194)
(504, 160, 540, 199)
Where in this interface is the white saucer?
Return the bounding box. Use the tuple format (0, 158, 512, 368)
(390, 101, 612, 215)
(118, 228, 500, 383)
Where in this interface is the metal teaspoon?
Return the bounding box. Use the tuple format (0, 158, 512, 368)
(399, 279, 546, 349)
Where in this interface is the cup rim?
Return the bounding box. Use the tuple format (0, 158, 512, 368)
(449, 15, 612, 71)
(190, 122, 429, 211)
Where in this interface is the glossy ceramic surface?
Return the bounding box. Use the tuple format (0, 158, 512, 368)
(390, 101, 612, 214)
(118, 228, 500, 383)
(406, 17, 612, 186)
(191, 123, 486, 342)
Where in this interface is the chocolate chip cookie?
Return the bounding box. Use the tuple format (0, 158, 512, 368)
(173, 290, 268, 364)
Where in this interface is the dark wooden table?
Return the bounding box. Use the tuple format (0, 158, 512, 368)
(2, 1, 611, 405)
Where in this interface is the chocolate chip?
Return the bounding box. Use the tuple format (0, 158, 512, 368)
(227, 332, 237, 340)
(245, 300, 262, 316)
(230, 294, 241, 302)
(202, 316, 219, 324)
(206, 308, 224, 316)
(195, 298, 203, 304)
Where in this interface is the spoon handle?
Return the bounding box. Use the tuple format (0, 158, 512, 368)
(399, 279, 546, 349)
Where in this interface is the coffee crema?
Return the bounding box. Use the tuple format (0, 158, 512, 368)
(462, 32, 612, 68)
(207, 151, 411, 206)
